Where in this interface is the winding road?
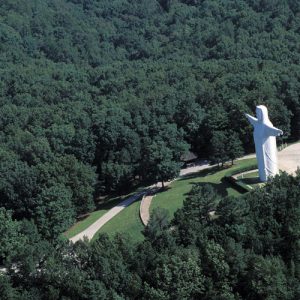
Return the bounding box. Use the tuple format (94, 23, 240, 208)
(70, 191, 147, 243)
(70, 143, 300, 243)
(70, 160, 214, 243)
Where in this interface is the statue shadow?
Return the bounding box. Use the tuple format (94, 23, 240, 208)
(239, 177, 261, 185)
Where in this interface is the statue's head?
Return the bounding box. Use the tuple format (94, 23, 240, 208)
(256, 105, 269, 123)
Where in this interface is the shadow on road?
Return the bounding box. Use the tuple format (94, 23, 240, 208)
(178, 166, 222, 181)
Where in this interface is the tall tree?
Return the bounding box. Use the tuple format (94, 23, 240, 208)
(209, 131, 229, 167)
(226, 131, 244, 165)
(145, 140, 182, 187)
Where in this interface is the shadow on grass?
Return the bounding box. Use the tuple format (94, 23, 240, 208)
(95, 197, 125, 212)
(76, 197, 131, 222)
(184, 181, 230, 198)
(73, 199, 123, 222)
(239, 177, 261, 185)
(221, 177, 249, 194)
(154, 186, 172, 194)
(94, 182, 147, 208)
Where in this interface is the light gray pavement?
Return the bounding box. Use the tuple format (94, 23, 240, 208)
(278, 142, 300, 174)
(139, 144, 300, 226)
(70, 191, 147, 243)
(140, 191, 157, 226)
(140, 158, 245, 226)
(70, 143, 300, 242)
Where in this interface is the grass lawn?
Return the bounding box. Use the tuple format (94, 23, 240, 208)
(236, 170, 263, 190)
(237, 170, 259, 179)
(151, 158, 257, 220)
(66, 158, 256, 242)
(64, 185, 146, 239)
(91, 197, 144, 244)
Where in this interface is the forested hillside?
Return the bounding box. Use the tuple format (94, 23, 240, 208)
(1, 0, 300, 236)
(0, 1, 300, 297)
(1, 171, 300, 299)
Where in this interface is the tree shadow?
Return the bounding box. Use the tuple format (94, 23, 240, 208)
(95, 196, 128, 211)
(76, 197, 125, 221)
(155, 186, 172, 194)
(183, 181, 230, 198)
(178, 165, 222, 181)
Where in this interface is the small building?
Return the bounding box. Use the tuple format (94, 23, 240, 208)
(180, 151, 198, 168)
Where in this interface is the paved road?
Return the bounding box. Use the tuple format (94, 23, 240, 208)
(70, 143, 299, 242)
(278, 143, 300, 174)
(70, 191, 147, 243)
(70, 160, 217, 242)
(71, 155, 257, 240)
(179, 154, 256, 176)
(139, 147, 300, 226)
(139, 157, 255, 225)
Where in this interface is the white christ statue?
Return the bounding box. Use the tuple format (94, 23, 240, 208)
(245, 105, 283, 182)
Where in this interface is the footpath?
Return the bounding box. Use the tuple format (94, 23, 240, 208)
(70, 143, 300, 242)
(70, 160, 213, 242)
(70, 191, 146, 243)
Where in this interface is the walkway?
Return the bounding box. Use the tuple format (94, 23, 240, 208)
(278, 142, 300, 174)
(70, 143, 300, 242)
(140, 160, 217, 225)
(70, 191, 147, 243)
(140, 189, 158, 226)
(140, 181, 174, 226)
(70, 160, 215, 241)
(139, 145, 300, 226)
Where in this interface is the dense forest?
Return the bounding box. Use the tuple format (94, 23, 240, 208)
(1, 172, 300, 299)
(0, 0, 300, 298)
(1, 0, 300, 236)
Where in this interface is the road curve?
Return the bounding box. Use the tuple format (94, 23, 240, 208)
(70, 143, 299, 243)
(139, 153, 267, 226)
(139, 161, 215, 226)
(70, 191, 147, 243)
(71, 156, 254, 242)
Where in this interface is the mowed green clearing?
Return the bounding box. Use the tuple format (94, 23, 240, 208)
(237, 170, 259, 179)
(151, 158, 257, 219)
(92, 196, 144, 243)
(67, 158, 256, 242)
(92, 158, 257, 242)
(65, 185, 146, 239)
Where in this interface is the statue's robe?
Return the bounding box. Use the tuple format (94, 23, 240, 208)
(246, 105, 283, 182)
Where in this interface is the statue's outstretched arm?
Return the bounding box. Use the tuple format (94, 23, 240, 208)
(245, 113, 258, 126)
(265, 125, 283, 137)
